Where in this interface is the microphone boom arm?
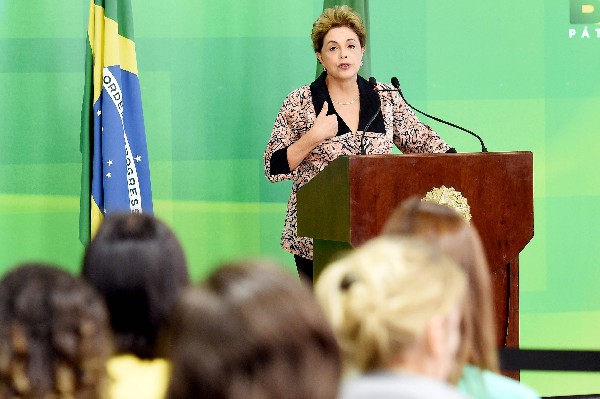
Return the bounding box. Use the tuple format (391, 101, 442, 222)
(390, 77, 488, 153)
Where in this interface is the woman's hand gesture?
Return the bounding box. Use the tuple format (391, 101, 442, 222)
(312, 101, 338, 142)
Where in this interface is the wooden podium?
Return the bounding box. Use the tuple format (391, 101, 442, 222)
(297, 152, 533, 349)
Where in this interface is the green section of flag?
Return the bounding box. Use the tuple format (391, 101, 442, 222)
(94, 0, 135, 40)
(316, 0, 371, 78)
(79, 38, 93, 245)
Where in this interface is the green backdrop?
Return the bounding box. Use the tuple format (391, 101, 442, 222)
(1, 1, 600, 396)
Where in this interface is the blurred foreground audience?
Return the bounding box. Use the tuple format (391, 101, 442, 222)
(82, 213, 190, 399)
(0, 263, 112, 399)
(165, 261, 342, 399)
(316, 236, 468, 399)
(381, 197, 540, 399)
(0, 201, 542, 399)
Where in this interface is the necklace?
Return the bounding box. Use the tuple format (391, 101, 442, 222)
(331, 93, 360, 105)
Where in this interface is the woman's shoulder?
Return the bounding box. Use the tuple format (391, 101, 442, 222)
(458, 365, 540, 399)
(341, 372, 469, 399)
(284, 84, 311, 100)
(279, 84, 313, 110)
(374, 81, 394, 91)
(372, 81, 397, 103)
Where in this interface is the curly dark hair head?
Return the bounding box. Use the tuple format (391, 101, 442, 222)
(82, 213, 190, 359)
(0, 263, 112, 399)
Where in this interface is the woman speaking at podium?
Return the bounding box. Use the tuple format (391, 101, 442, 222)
(264, 5, 455, 280)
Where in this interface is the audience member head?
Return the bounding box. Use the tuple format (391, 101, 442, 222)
(0, 263, 112, 398)
(315, 237, 466, 382)
(380, 197, 499, 375)
(82, 212, 189, 359)
(166, 260, 342, 399)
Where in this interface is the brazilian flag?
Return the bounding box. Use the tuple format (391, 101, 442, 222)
(316, 0, 371, 78)
(80, 0, 153, 244)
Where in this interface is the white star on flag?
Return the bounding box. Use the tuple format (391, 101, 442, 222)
(107, 160, 113, 166)
(135, 155, 142, 162)
(97, 110, 101, 116)
(106, 172, 112, 178)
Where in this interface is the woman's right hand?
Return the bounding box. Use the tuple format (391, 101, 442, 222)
(311, 101, 338, 142)
(286, 102, 339, 171)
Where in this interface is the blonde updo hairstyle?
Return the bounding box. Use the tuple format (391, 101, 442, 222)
(311, 5, 367, 53)
(315, 236, 466, 374)
(380, 197, 499, 377)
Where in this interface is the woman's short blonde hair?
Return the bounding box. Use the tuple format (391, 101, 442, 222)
(311, 5, 367, 53)
(315, 236, 466, 373)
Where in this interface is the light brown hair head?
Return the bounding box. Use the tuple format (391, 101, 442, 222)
(311, 5, 366, 53)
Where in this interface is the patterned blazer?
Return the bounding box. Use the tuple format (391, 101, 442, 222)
(264, 73, 452, 260)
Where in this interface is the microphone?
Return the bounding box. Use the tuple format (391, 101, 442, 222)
(360, 77, 381, 155)
(390, 77, 488, 152)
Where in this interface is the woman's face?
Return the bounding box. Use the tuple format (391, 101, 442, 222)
(317, 26, 364, 81)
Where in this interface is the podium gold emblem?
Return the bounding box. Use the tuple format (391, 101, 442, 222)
(422, 186, 472, 222)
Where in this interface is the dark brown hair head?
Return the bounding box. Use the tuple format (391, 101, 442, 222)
(82, 213, 189, 359)
(166, 260, 342, 399)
